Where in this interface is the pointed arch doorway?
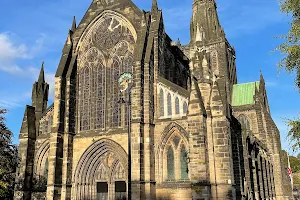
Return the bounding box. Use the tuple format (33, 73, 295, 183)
(74, 139, 128, 200)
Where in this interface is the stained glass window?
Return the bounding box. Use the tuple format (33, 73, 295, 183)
(167, 93, 172, 116)
(183, 102, 188, 114)
(78, 15, 136, 131)
(160, 89, 164, 116)
(180, 146, 189, 180)
(167, 146, 175, 180)
(175, 97, 180, 115)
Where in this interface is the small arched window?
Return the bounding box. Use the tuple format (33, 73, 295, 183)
(167, 146, 175, 180)
(167, 93, 172, 116)
(183, 102, 188, 114)
(180, 145, 189, 180)
(175, 97, 180, 115)
(160, 89, 164, 117)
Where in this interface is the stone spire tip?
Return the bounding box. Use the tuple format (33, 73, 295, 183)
(151, 0, 158, 12)
(38, 62, 45, 83)
(71, 16, 76, 32)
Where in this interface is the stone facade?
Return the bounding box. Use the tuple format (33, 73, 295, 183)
(14, 0, 292, 199)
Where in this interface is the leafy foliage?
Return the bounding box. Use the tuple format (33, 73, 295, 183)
(290, 155, 300, 187)
(278, 0, 300, 88)
(0, 108, 18, 199)
(286, 118, 300, 152)
(278, 0, 300, 152)
(290, 156, 300, 173)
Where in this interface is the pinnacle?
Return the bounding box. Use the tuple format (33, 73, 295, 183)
(177, 38, 181, 46)
(38, 62, 45, 83)
(151, 0, 158, 13)
(71, 16, 76, 32)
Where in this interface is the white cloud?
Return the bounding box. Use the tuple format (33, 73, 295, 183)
(0, 32, 55, 108)
(0, 33, 28, 59)
(0, 32, 46, 75)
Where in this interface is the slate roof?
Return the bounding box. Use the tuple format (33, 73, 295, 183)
(232, 81, 260, 106)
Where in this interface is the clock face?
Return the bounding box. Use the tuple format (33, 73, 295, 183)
(119, 73, 133, 93)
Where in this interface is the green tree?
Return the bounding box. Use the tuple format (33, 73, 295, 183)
(0, 108, 18, 199)
(289, 156, 300, 173)
(278, 0, 300, 152)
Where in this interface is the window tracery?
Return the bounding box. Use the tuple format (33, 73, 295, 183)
(78, 14, 136, 131)
(161, 131, 189, 182)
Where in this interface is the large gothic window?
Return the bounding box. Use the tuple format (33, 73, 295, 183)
(78, 13, 136, 131)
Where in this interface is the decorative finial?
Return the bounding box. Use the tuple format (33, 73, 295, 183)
(38, 62, 45, 83)
(71, 16, 76, 32)
(177, 38, 181, 47)
(151, 0, 158, 13)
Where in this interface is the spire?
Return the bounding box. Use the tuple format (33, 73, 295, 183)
(191, 0, 224, 45)
(38, 62, 45, 83)
(71, 16, 76, 32)
(177, 38, 181, 47)
(260, 70, 265, 83)
(151, 0, 158, 13)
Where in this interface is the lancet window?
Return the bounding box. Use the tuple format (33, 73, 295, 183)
(160, 89, 164, 116)
(78, 13, 136, 131)
(167, 93, 172, 116)
(183, 102, 188, 114)
(163, 132, 189, 182)
(175, 97, 180, 115)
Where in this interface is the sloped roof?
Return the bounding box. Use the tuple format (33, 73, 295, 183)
(232, 82, 260, 106)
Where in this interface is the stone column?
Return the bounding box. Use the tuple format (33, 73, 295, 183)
(257, 153, 264, 199)
(251, 150, 259, 200)
(47, 77, 66, 200)
(14, 106, 36, 200)
(209, 80, 235, 199)
(61, 64, 76, 200)
(261, 158, 269, 199)
(270, 164, 276, 199)
(142, 53, 156, 200)
(266, 160, 274, 198)
(131, 61, 144, 200)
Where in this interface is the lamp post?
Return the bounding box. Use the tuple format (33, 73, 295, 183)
(118, 73, 133, 200)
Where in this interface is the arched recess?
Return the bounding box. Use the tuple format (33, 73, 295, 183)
(34, 140, 50, 178)
(73, 139, 128, 200)
(77, 10, 137, 131)
(156, 123, 189, 183)
(237, 114, 251, 133)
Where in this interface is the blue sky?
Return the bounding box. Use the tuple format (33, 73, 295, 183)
(0, 0, 299, 156)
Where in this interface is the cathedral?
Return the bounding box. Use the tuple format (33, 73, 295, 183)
(14, 0, 293, 199)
